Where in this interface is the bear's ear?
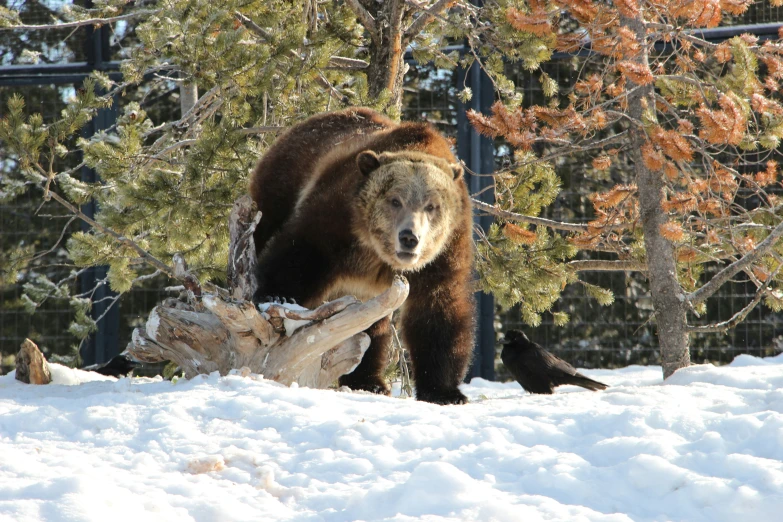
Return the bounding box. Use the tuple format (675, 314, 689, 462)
(449, 162, 463, 181)
(357, 150, 381, 176)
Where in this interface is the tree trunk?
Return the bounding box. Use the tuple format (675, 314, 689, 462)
(126, 195, 410, 388)
(363, 0, 406, 116)
(623, 16, 690, 379)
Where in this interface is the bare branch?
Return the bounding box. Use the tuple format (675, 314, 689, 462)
(237, 126, 283, 135)
(344, 0, 377, 38)
(404, 0, 456, 44)
(569, 260, 646, 272)
(687, 260, 782, 333)
(0, 9, 160, 31)
(314, 73, 350, 105)
(234, 11, 274, 41)
(471, 198, 628, 233)
(688, 219, 783, 305)
(150, 139, 197, 160)
(325, 57, 369, 70)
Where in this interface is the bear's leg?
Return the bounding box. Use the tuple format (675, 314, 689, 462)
(338, 315, 392, 395)
(253, 235, 330, 306)
(401, 285, 475, 405)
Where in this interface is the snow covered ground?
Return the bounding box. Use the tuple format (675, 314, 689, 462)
(2, 355, 783, 522)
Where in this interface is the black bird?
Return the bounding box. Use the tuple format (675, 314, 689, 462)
(81, 354, 140, 377)
(500, 330, 608, 394)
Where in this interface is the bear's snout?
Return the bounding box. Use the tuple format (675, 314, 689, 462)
(398, 229, 419, 251)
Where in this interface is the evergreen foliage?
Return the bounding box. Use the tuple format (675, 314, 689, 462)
(0, 0, 481, 346)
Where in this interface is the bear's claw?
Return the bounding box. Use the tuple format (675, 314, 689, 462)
(264, 295, 297, 305)
(338, 376, 391, 396)
(416, 388, 468, 405)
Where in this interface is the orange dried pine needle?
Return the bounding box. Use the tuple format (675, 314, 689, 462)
(641, 143, 664, 171)
(676, 247, 700, 262)
(715, 42, 732, 63)
(506, 7, 552, 37)
(590, 184, 637, 210)
(660, 221, 686, 241)
(697, 95, 747, 146)
(755, 161, 778, 187)
(752, 266, 770, 282)
(503, 223, 537, 245)
(592, 155, 612, 170)
(617, 61, 654, 86)
(664, 162, 680, 181)
(662, 193, 697, 213)
(614, 0, 640, 18)
(651, 126, 694, 162)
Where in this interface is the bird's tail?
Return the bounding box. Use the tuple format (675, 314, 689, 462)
(572, 374, 608, 391)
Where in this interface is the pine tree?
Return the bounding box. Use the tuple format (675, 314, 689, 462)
(0, 1, 484, 348)
(468, 0, 783, 378)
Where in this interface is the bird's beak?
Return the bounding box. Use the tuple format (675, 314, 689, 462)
(499, 337, 511, 345)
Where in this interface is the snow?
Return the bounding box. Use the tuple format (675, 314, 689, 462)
(257, 301, 311, 336)
(2, 355, 783, 522)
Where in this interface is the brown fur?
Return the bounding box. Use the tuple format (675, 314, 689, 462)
(250, 107, 475, 405)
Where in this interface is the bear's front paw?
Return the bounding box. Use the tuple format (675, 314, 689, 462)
(338, 375, 391, 396)
(416, 388, 468, 405)
(263, 295, 297, 305)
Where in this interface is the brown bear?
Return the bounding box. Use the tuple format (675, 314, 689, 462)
(249, 107, 475, 405)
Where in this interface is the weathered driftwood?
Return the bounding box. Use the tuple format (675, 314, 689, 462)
(16, 338, 51, 385)
(227, 195, 261, 301)
(126, 195, 409, 388)
(128, 277, 408, 387)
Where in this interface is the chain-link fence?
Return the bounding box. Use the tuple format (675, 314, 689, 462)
(2, 4, 783, 376)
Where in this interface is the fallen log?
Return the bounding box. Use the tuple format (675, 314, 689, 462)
(126, 195, 409, 389)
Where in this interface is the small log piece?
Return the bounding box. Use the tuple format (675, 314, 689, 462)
(16, 338, 51, 385)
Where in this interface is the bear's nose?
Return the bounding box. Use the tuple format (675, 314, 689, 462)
(399, 229, 419, 250)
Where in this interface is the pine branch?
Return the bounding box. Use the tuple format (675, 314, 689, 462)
(688, 219, 783, 305)
(233, 11, 350, 105)
(0, 9, 161, 31)
(237, 126, 284, 135)
(343, 0, 378, 41)
(324, 57, 369, 70)
(568, 260, 646, 272)
(471, 198, 627, 233)
(233, 11, 274, 40)
(403, 0, 457, 44)
(44, 187, 174, 278)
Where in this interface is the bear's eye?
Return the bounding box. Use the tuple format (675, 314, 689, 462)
(390, 198, 402, 208)
(425, 204, 437, 212)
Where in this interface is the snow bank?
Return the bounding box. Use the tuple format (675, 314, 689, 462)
(1, 357, 782, 521)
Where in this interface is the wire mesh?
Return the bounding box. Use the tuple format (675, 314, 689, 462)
(0, 84, 82, 373)
(0, 1, 89, 66)
(3, 15, 783, 377)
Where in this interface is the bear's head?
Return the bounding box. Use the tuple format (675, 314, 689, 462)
(354, 150, 465, 271)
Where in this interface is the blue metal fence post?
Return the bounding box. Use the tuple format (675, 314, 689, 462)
(79, 16, 120, 366)
(457, 58, 496, 381)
